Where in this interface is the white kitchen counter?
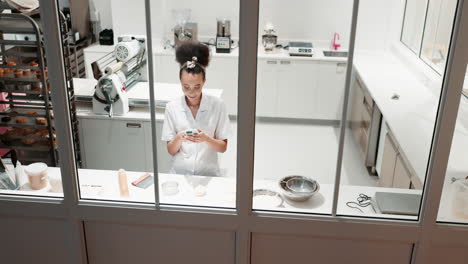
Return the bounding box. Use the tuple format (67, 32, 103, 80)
(0, 167, 426, 220)
(353, 51, 468, 186)
(73, 78, 223, 121)
(85, 43, 347, 63)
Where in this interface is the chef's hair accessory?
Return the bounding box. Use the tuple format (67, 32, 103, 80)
(182, 56, 205, 70)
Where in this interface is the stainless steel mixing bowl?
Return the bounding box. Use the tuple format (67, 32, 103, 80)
(279, 176, 320, 202)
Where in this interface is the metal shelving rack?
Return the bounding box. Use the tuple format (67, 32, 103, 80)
(0, 11, 81, 167)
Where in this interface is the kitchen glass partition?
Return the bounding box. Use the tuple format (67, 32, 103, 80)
(66, 0, 156, 204)
(437, 69, 468, 225)
(401, 0, 428, 54)
(421, 0, 458, 73)
(0, 3, 65, 198)
(336, 0, 460, 220)
(252, 0, 353, 214)
(148, 0, 239, 208)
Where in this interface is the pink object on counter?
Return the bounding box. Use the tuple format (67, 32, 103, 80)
(332, 32, 341, 51)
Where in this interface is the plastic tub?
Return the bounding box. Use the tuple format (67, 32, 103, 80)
(24, 162, 48, 190)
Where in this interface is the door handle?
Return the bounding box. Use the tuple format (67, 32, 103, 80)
(280, 60, 291, 65)
(126, 123, 142, 128)
(267, 60, 277, 64)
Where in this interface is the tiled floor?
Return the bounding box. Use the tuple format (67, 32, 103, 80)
(220, 119, 379, 187)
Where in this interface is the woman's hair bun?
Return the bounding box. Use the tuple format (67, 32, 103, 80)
(175, 41, 210, 68)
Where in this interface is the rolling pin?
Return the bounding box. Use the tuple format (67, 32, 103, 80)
(104, 62, 124, 75)
(118, 169, 130, 197)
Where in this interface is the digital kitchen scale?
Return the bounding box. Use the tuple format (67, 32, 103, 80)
(288, 41, 314, 57)
(373, 192, 422, 216)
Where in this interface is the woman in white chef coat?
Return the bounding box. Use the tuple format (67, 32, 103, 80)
(161, 42, 231, 176)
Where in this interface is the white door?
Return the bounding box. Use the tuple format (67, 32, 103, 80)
(256, 59, 279, 117)
(276, 60, 319, 119)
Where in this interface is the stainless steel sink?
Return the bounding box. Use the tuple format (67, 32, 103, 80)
(323, 51, 348, 57)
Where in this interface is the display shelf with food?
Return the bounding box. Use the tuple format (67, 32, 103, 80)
(0, 12, 80, 167)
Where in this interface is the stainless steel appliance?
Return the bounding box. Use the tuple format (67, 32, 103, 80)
(174, 22, 198, 47)
(216, 18, 231, 53)
(288, 41, 314, 56)
(262, 23, 277, 52)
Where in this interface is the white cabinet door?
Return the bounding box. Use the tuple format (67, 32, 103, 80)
(317, 62, 347, 120)
(379, 132, 399, 187)
(207, 57, 238, 116)
(276, 60, 319, 119)
(256, 59, 279, 117)
(79, 118, 149, 172)
(393, 154, 412, 189)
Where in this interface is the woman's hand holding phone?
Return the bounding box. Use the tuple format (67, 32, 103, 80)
(185, 129, 210, 143)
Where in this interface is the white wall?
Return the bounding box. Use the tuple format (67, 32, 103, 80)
(89, 0, 113, 29)
(95, 0, 403, 50)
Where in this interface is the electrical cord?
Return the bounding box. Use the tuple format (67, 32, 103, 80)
(346, 193, 372, 213)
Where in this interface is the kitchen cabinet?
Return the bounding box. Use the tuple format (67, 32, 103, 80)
(317, 62, 347, 120)
(257, 59, 325, 119)
(350, 75, 378, 166)
(79, 118, 151, 171)
(379, 132, 399, 188)
(277, 60, 319, 119)
(377, 127, 420, 189)
(79, 117, 174, 173)
(393, 154, 412, 189)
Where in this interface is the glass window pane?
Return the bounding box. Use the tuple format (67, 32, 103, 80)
(337, 1, 458, 220)
(421, 0, 457, 73)
(70, 0, 155, 203)
(0, 4, 64, 198)
(437, 68, 468, 225)
(252, 0, 353, 214)
(151, 1, 238, 208)
(401, 0, 428, 53)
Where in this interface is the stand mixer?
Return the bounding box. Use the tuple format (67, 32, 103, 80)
(91, 35, 146, 117)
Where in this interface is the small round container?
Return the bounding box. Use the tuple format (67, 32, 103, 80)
(162, 181, 179, 196)
(25, 162, 49, 190)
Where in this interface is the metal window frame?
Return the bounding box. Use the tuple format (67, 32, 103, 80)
(0, 0, 466, 264)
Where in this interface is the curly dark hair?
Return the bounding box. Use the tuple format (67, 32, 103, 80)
(175, 41, 210, 80)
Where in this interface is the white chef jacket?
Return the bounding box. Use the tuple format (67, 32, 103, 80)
(161, 93, 231, 176)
